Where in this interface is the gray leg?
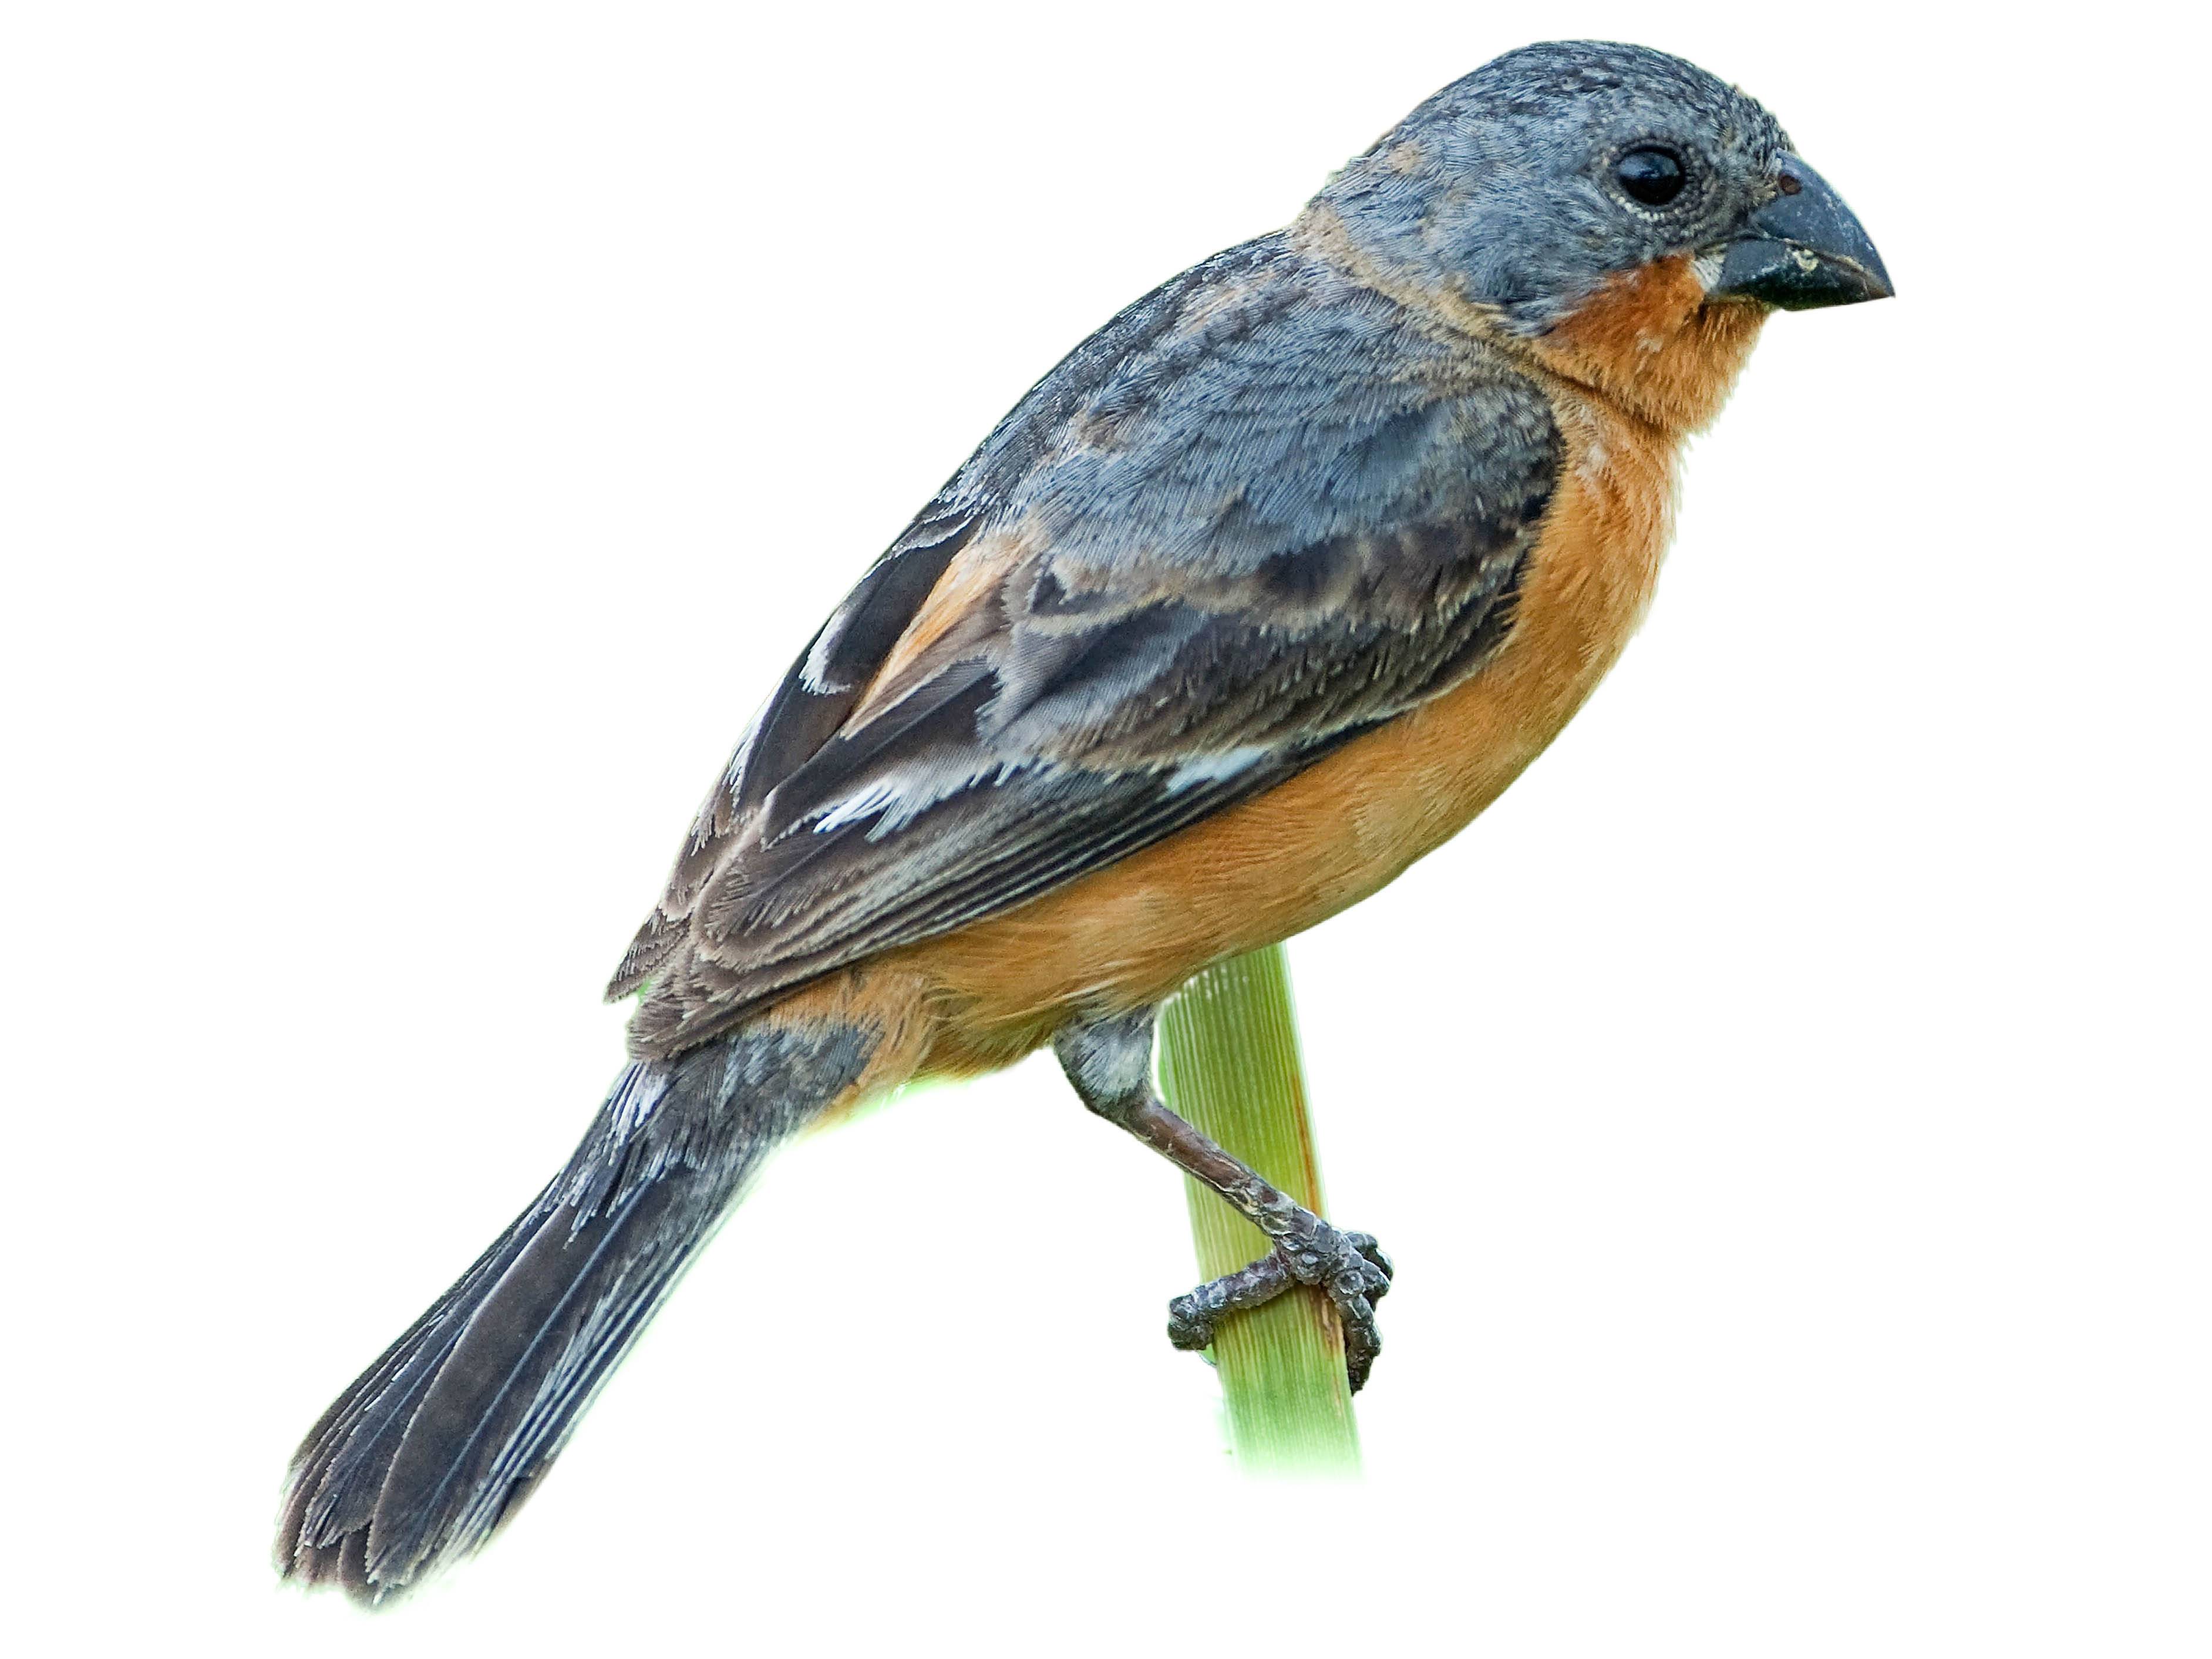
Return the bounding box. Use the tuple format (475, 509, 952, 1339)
(1053, 1007, 1393, 1392)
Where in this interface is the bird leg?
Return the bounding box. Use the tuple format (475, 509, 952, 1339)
(1053, 1007, 1393, 1392)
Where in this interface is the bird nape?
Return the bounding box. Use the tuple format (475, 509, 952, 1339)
(278, 38, 1889, 1605)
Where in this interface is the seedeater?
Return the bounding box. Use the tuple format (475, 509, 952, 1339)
(281, 39, 1890, 1602)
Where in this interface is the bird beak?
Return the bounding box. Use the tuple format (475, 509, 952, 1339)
(1709, 156, 1892, 309)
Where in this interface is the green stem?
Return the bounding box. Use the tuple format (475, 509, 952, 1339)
(1155, 944, 1359, 1473)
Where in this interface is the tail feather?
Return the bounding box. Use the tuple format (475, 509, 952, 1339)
(282, 1202, 546, 1583)
(278, 1021, 873, 1604)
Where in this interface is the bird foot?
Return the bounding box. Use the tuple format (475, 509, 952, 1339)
(1167, 1223, 1393, 1392)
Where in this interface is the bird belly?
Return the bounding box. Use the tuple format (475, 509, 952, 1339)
(900, 393, 1679, 1074)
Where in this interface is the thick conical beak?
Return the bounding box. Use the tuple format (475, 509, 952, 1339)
(1710, 156, 1892, 310)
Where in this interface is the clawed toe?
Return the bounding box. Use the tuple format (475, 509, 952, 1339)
(1165, 1221, 1393, 1392)
(1166, 1297, 1216, 1352)
(1345, 1231, 1393, 1288)
(1167, 1249, 1295, 1352)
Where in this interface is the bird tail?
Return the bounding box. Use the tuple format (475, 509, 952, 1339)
(277, 1018, 874, 1605)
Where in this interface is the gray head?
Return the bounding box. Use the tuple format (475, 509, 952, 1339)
(1319, 41, 1889, 333)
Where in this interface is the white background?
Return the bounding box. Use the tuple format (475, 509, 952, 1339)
(4, 2, 2204, 1653)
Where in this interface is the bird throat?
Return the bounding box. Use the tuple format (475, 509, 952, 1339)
(1520, 255, 1769, 435)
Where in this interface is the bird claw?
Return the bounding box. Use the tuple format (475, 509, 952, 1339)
(1166, 1222, 1393, 1392)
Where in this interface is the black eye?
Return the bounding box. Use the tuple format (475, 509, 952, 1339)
(1615, 147, 1685, 207)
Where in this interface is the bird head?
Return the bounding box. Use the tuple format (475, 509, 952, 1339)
(1305, 42, 1890, 430)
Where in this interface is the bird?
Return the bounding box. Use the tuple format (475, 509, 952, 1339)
(278, 39, 1891, 1603)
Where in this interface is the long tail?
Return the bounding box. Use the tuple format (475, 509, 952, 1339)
(277, 1018, 874, 1604)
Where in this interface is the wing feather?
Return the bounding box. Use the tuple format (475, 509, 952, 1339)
(611, 232, 1562, 1054)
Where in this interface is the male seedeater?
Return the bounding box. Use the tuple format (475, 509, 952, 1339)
(280, 40, 1890, 1601)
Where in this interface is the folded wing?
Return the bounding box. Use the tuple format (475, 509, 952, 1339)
(611, 234, 1561, 1054)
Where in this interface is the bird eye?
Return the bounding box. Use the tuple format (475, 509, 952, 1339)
(1615, 147, 1686, 207)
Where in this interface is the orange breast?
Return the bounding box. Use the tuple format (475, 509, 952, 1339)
(898, 388, 1684, 1075)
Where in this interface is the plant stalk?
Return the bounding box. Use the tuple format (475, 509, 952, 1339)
(1156, 944, 1359, 1473)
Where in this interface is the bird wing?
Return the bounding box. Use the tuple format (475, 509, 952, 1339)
(611, 235, 1561, 1053)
